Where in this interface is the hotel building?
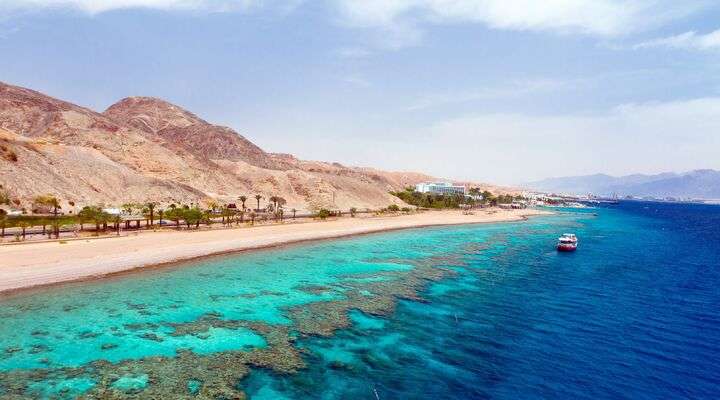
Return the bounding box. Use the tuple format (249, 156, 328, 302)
(415, 182, 466, 195)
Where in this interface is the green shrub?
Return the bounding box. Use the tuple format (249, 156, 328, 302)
(390, 188, 481, 209)
(316, 209, 331, 220)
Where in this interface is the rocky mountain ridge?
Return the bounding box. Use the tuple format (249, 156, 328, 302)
(1, 81, 509, 212)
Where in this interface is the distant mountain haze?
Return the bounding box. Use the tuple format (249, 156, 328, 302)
(0, 81, 512, 211)
(526, 170, 720, 199)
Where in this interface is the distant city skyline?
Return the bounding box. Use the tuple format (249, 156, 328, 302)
(2, 1, 720, 184)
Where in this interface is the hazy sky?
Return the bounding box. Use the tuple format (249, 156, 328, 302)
(2, 1, 720, 184)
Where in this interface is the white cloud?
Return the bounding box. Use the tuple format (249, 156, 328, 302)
(6, 1, 711, 49)
(633, 29, 720, 51)
(406, 79, 570, 111)
(0, 0, 264, 14)
(331, 0, 710, 48)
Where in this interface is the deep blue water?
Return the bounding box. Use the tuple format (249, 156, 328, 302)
(243, 202, 720, 399)
(1, 202, 718, 399)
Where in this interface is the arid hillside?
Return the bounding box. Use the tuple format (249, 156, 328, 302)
(0, 81, 507, 212)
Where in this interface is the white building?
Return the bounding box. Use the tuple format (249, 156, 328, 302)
(415, 182, 466, 196)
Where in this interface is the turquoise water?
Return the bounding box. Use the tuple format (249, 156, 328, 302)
(1, 203, 718, 398)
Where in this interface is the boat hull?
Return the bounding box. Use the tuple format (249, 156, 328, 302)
(557, 244, 577, 252)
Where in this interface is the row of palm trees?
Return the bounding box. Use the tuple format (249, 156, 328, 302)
(0, 213, 76, 239)
(0, 195, 67, 239)
(234, 194, 284, 212)
(0, 193, 301, 240)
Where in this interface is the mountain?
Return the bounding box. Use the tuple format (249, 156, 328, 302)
(526, 173, 677, 195)
(526, 170, 720, 199)
(0, 81, 505, 212)
(625, 170, 720, 199)
(104, 97, 284, 169)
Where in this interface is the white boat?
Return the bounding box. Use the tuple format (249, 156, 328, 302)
(557, 233, 578, 252)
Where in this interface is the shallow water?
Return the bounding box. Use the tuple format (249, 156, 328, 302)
(1, 203, 718, 399)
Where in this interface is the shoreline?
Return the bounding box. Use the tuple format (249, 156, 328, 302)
(0, 209, 550, 297)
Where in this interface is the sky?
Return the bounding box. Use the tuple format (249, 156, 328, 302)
(1, 1, 720, 184)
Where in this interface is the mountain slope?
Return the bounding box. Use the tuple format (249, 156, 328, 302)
(0, 128, 204, 203)
(104, 97, 283, 169)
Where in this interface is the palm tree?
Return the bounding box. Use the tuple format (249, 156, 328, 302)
(40, 218, 47, 235)
(143, 202, 158, 228)
(164, 207, 182, 229)
(292, 208, 297, 219)
(254, 194, 262, 211)
(77, 208, 90, 231)
(220, 205, 228, 225)
(204, 202, 218, 226)
(239, 196, 247, 211)
(226, 209, 234, 226)
(34, 195, 61, 238)
(113, 215, 122, 236)
(79, 206, 106, 235)
(17, 220, 30, 240)
(202, 210, 213, 226)
(100, 210, 112, 232)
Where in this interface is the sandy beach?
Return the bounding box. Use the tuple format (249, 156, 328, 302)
(0, 209, 549, 295)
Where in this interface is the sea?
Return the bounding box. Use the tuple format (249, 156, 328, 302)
(0, 201, 718, 399)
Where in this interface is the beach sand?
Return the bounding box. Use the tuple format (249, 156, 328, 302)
(0, 209, 549, 295)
